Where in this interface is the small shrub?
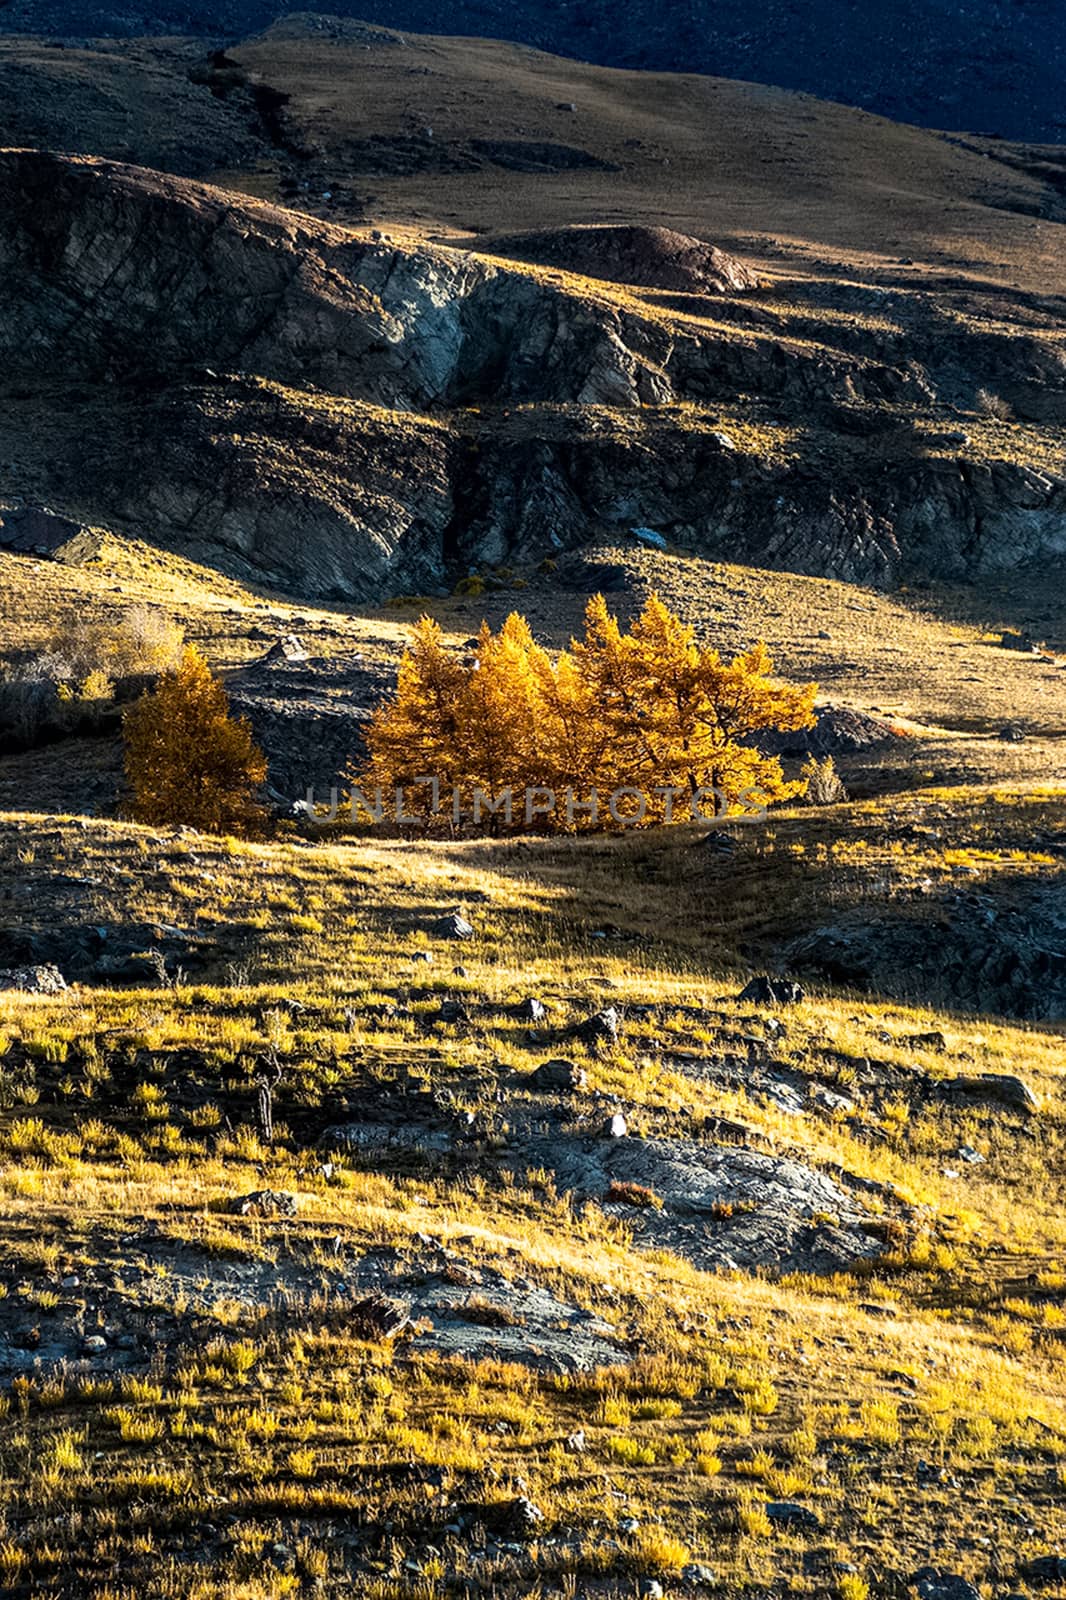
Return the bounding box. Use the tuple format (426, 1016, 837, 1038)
(975, 386, 1013, 421)
(605, 1180, 663, 1209)
(801, 753, 848, 805)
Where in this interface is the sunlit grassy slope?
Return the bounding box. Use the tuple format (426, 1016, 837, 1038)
(1, 783, 1065, 1592)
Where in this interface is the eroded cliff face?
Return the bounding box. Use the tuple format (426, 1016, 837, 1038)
(0, 150, 1063, 600)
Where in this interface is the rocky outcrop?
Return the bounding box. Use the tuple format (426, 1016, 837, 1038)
(526, 1134, 887, 1274)
(483, 224, 761, 295)
(788, 882, 1066, 1021)
(1, 150, 1063, 599)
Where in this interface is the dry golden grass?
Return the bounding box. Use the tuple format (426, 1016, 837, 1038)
(0, 791, 1065, 1593)
(222, 25, 1066, 298)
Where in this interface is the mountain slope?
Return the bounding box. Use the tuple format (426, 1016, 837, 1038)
(1, 0, 1063, 141)
(1, 146, 1063, 601)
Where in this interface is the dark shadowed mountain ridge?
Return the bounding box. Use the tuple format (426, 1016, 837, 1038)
(0, 0, 1062, 141)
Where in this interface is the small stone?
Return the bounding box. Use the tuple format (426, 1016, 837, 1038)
(912, 1571, 981, 1600)
(619, 1516, 641, 1534)
(227, 1189, 298, 1218)
(411, 950, 434, 964)
(529, 1059, 587, 1092)
(435, 912, 475, 940)
(83, 1335, 108, 1353)
(565, 1429, 586, 1452)
(606, 1112, 628, 1138)
(570, 1006, 620, 1050)
(640, 1583, 665, 1599)
(765, 1500, 821, 1528)
(738, 975, 805, 1006)
(512, 996, 547, 1023)
(682, 1565, 716, 1587)
(956, 1145, 984, 1165)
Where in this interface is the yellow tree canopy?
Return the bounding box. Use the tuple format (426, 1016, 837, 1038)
(123, 646, 268, 836)
(357, 593, 817, 833)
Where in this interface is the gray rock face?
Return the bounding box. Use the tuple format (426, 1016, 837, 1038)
(912, 1572, 981, 1600)
(1, 151, 1063, 601)
(527, 1135, 886, 1274)
(226, 648, 393, 799)
(319, 1122, 458, 1156)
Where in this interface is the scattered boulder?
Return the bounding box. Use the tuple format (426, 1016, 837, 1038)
(738, 975, 806, 1006)
(437, 997, 470, 1024)
(1022, 1557, 1066, 1584)
(941, 1073, 1039, 1113)
(632, 525, 668, 551)
(226, 1189, 298, 1218)
(257, 633, 310, 665)
(699, 831, 740, 855)
(511, 996, 547, 1023)
(912, 1571, 981, 1600)
(434, 912, 475, 940)
(498, 1496, 545, 1539)
(461, 1496, 545, 1540)
(568, 1006, 620, 1049)
(347, 1294, 411, 1341)
(528, 1059, 587, 1092)
(759, 704, 899, 759)
(0, 963, 69, 994)
(766, 1500, 821, 1529)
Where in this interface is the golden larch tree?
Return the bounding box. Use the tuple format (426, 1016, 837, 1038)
(123, 646, 268, 836)
(354, 593, 817, 833)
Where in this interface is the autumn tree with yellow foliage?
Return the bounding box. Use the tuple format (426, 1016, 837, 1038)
(124, 646, 268, 836)
(357, 593, 816, 833)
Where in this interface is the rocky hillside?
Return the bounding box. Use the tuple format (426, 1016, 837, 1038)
(1, 0, 1064, 141)
(0, 147, 1063, 601)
